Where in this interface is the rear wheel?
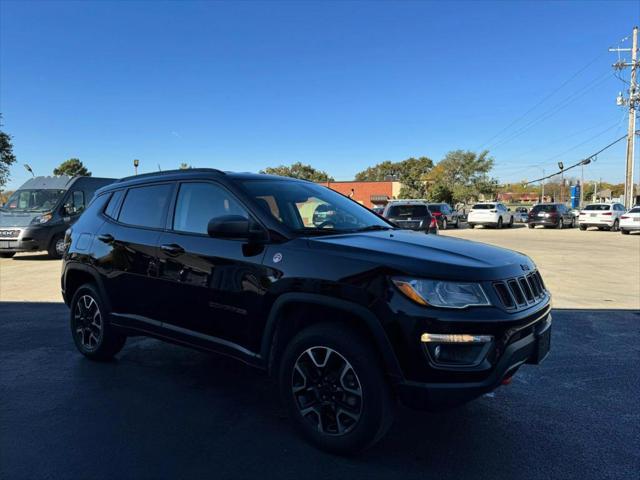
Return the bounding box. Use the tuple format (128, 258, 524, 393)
(621, 229, 630, 235)
(70, 284, 126, 361)
(570, 217, 576, 228)
(508, 216, 514, 228)
(0, 252, 16, 258)
(528, 224, 535, 229)
(279, 323, 395, 455)
(469, 224, 475, 229)
(454, 217, 460, 228)
(441, 218, 448, 230)
(496, 217, 503, 229)
(47, 234, 65, 259)
(579, 224, 587, 231)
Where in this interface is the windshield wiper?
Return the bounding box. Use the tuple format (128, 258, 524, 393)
(354, 225, 394, 232)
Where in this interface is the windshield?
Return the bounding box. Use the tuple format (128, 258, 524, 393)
(472, 204, 495, 209)
(531, 205, 557, 213)
(238, 179, 392, 234)
(1, 189, 66, 212)
(584, 204, 610, 211)
(387, 204, 429, 218)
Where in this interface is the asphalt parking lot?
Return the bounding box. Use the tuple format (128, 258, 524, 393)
(0, 302, 638, 479)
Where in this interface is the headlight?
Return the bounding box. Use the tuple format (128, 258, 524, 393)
(392, 277, 491, 308)
(31, 213, 53, 225)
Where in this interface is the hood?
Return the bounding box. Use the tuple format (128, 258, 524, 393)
(307, 229, 534, 281)
(0, 210, 42, 227)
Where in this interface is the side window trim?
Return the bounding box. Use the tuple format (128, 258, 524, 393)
(169, 180, 253, 237)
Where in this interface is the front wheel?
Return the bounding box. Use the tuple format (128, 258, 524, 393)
(47, 234, 65, 259)
(528, 223, 535, 229)
(0, 252, 16, 258)
(497, 217, 503, 229)
(279, 323, 395, 455)
(441, 218, 447, 230)
(557, 218, 564, 229)
(70, 284, 126, 361)
(610, 219, 619, 232)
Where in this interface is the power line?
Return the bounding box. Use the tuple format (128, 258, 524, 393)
(522, 133, 630, 185)
(477, 51, 608, 150)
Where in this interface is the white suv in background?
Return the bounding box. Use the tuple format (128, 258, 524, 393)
(578, 203, 626, 231)
(467, 202, 514, 229)
(619, 206, 640, 235)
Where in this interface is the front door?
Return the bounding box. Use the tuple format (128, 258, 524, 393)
(155, 181, 270, 350)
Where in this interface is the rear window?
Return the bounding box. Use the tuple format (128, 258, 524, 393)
(118, 184, 173, 229)
(628, 207, 640, 214)
(584, 204, 610, 211)
(472, 204, 495, 210)
(387, 205, 429, 218)
(531, 205, 557, 213)
(427, 204, 442, 213)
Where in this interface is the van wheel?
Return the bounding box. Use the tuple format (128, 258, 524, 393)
(0, 252, 16, 258)
(47, 234, 65, 259)
(279, 323, 395, 455)
(70, 284, 126, 361)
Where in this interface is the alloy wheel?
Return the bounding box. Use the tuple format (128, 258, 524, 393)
(74, 295, 103, 351)
(55, 237, 66, 256)
(291, 346, 363, 436)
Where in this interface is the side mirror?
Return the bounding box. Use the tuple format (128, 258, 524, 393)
(207, 215, 266, 241)
(63, 203, 74, 215)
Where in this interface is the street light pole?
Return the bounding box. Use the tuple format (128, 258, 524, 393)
(133, 159, 140, 175)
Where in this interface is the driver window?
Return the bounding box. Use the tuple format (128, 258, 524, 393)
(71, 191, 85, 213)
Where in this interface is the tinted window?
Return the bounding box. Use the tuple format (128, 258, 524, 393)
(531, 205, 557, 213)
(118, 184, 173, 229)
(387, 205, 429, 218)
(584, 204, 610, 211)
(628, 207, 640, 213)
(71, 191, 85, 213)
(428, 204, 442, 213)
(472, 204, 495, 209)
(173, 182, 248, 234)
(104, 190, 124, 219)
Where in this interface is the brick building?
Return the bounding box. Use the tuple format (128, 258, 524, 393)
(318, 181, 403, 208)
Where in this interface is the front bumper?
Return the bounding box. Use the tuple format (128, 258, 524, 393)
(0, 226, 54, 252)
(396, 311, 552, 410)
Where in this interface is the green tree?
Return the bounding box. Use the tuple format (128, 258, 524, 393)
(53, 158, 91, 177)
(426, 150, 497, 204)
(0, 115, 17, 189)
(261, 162, 334, 182)
(355, 156, 434, 198)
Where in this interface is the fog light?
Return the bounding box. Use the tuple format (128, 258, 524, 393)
(421, 333, 493, 367)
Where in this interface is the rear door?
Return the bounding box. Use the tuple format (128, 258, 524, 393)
(95, 182, 174, 322)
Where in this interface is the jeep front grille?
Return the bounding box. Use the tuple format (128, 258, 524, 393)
(493, 271, 547, 309)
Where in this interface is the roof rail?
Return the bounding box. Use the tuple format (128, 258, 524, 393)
(116, 168, 225, 183)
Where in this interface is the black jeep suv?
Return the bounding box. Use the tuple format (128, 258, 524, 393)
(61, 169, 552, 454)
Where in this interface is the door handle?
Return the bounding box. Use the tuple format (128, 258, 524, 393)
(97, 234, 114, 244)
(161, 243, 185, 256)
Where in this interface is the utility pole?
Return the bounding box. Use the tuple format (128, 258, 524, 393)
(611, 26, 639, 208)
(541, 168, 545, 201)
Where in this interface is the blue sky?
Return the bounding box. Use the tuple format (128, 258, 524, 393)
(0, 0, 637, 190)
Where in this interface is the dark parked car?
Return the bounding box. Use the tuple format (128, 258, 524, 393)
(527, 203, 575, 229)
(382, 201, 438, 234)
(0, 175, 115, 258)
(427, 203, 460, 230)
(61, 169, 552, 454)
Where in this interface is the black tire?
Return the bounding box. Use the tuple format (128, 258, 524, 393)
(279, 323, 395, 455)
(570, 217, 576, 228)
(610, 219, 619, 232)
(441, 218, 447, 230)
(47, 234, 65, 259)
(469, 224, 475, 229)
(557, 218, 564, 229)
(528, 224, 535, 229)
(621, 229, 630, 235)
(579, 224, 587, 231)
(496, 217, 503, 229)
(454, 217, 460, 228)
(0, 252, 16, 258)
(508, 216, 514, 228)
(70, 284, 126, 361)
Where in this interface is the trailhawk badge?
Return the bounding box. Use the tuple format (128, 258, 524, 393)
(272, 252, 283, 263)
